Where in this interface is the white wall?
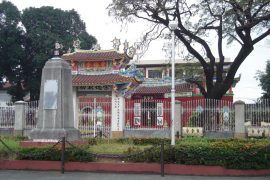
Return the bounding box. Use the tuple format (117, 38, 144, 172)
(0, 90, 12, 106)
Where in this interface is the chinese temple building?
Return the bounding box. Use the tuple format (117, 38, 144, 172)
(63, 49, 142, 98)
(130, 58, 236, 102)
(61, 39, 238, 138)
(62, 40, 144, 137)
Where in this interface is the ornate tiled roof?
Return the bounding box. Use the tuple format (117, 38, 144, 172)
(72, 74, 133, 86)
(134, 84, 192, 94)
(62, 50, 128, 61)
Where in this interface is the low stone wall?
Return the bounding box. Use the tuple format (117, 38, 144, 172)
(204, 131, 234, 138)
(0, 128, 13, 136)
(124, 129, 171, 138)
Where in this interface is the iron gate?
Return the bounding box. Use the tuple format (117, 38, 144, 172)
(78, 97, 111, 138)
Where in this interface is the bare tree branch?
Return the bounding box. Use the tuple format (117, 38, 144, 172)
(228, 33, 243, 45)
(252, 28, 270, 45)
(252, 1, 270, 18)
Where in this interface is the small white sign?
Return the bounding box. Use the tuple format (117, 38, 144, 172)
(43, 80, 58, 109)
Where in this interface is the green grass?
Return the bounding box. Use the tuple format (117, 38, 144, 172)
(0, 136, 23, 160)
(87, 142, 151, 154)
(0, 136, 22, 151)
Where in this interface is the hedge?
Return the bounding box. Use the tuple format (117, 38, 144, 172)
(124, 138, 270, 169)
(16, 147, 95, 162)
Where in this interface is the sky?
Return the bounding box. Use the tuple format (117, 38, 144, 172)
(3, 0, 270, 103)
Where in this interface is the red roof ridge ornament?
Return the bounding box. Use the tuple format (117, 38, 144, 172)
(123, 39, 129, 52)
(111, 37, 121, 51)
(123, 39, 136, 59)
(127, 46, 136, 58)
(133, 42, 143, 62)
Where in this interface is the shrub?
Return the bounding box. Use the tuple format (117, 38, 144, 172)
(16, 147, 95, 162)
(16, 147, 61, 161)
(124, 140, 270, 169)
(115, 138, 133, 144)
(132, 138, 170, 145)
(65, 147, 95, 162)
(87, 138, 97, 145)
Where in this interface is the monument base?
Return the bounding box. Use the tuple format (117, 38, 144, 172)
(29, 128, 81, 141)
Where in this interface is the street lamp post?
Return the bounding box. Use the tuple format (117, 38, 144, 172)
(169, 20, 178, 146)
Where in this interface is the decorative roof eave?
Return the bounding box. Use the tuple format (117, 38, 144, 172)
(72, 74, 135, 86)
(133, 83, 193, 95)
(62, 50, 131, 62)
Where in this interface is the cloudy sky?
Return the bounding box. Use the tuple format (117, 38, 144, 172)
(4, 0, 270, 103)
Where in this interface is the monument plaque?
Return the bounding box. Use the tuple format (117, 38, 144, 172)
(43, 80, 58, 109)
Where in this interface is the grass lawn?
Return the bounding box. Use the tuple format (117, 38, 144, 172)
(87, 142, 151, 154)
(0, 136, 21, 151)
(0, 136, 23, 160)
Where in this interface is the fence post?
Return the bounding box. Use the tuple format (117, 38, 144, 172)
(175, 101, 181, 138)
(14, 101, 26, 136)
(61, 136, 66, 174)
(234, 100, 245, 138)
(160, 139, 164, 177)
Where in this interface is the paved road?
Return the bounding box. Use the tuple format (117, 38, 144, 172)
(0, 170, 269, 180)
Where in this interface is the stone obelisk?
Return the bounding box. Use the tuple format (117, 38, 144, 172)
(30, 43, 80, 141)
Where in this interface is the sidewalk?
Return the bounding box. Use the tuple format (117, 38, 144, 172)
(0, 170, 269, 180)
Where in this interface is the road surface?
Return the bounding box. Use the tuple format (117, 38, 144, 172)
(0, 170, 269, 180)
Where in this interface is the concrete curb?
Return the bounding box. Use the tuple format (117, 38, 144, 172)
(1, 160, 270, 176)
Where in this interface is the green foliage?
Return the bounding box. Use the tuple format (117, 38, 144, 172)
(16, 147, 61, 161)
(115, 137, 133, 144)
(21, 6, 97, 100)
(16, 147, 94, 162)
(87, 138, 98, 145)
(0, 1, 26, 99)
(0, 2, 97, 101)
(256, 60, 270, 99)
(65, 147, 95, 162)
(132, 137, 170, 145)
(125, 138, 270, 169)
(2, 136, 270, 169)
(1, 135, 27, 141)
(0, 136, 22, 151)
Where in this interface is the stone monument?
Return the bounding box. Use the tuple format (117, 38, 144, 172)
(29, 43, 80, 141)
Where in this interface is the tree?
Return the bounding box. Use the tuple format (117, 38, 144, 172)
(0, 1, 26, 100)
(257, 60, 270, 99)
(108, 0, 270, 99)
(21, 6, 97, 100)
(0, 2, 97, 101)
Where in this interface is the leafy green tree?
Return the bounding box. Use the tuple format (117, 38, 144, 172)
(0, 2, 97, 101)
(0, 1, 26, 100)
(257, 60, 270, 99)
(21, 6, 97, 100)
(108, 0, 270, 99)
